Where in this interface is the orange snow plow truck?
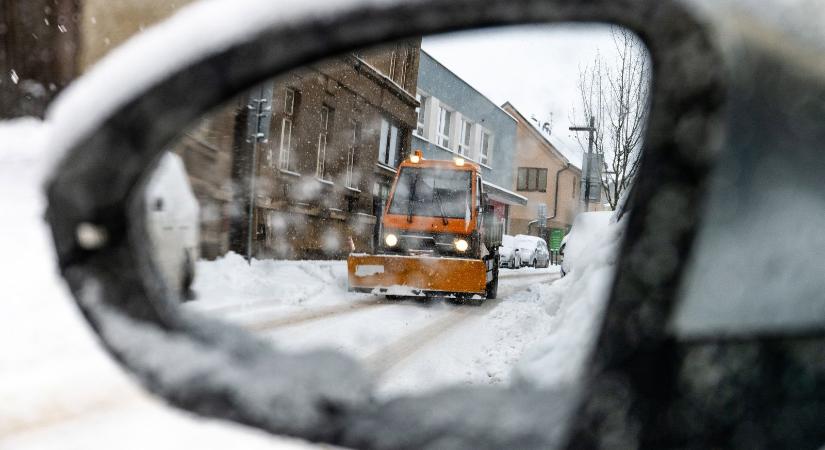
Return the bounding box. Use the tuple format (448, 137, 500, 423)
(347, 151, 503, 301)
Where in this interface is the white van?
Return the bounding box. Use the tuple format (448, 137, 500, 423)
(144, 152, 200, 299)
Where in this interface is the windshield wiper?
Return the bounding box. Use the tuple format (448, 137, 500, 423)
(432, 187, 449, 225)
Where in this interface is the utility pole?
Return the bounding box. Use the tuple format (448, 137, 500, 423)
(244, 83, 274, 263)
(569, 116, 597, 212)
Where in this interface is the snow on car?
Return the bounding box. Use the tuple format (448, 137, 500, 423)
(514, 234, 550, 268)
(499, 235, 521, 269)
(559, 211, 614, 277)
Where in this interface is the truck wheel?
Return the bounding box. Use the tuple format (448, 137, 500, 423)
(486, 256, 499, 300)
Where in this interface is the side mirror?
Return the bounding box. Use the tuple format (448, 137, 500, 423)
(46, 0, 824, 447)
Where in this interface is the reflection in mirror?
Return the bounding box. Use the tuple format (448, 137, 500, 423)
(143, 25, 650, 396)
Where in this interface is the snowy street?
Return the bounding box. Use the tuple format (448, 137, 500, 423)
(185, 257, 562, 396)
(2, 118, 619, 449)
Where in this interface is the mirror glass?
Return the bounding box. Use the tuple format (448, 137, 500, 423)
(142, 24, 650, 396)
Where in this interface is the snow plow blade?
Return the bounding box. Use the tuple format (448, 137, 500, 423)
(347, 254, 487, 296)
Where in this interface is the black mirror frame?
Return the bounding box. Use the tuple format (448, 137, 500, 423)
(44, 0, 728, 448)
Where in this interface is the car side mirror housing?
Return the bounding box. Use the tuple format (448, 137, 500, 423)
(44, 0, 825, 448)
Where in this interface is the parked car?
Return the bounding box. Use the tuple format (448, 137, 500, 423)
(514, 234, 550, 268)
(560, 211, 613, 277)
(498, 234, 521, 269)
(144, 151, 201, 299)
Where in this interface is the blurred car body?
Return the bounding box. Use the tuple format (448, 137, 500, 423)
(144, 152, 200, 299)
(499, 234, 522, 268)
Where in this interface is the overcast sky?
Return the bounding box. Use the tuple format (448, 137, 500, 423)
(421, 24, 620, 165)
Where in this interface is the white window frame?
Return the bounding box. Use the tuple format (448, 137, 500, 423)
(437, 106, 452, 149)
(316, 106, 331, 180)
(278, 88, 296, 170)
(458, 119, 473, 157)
(388, 50, 398, 80)
(378, 117, 400, 168)
(397, 48, 408, 87)
(345, 121, 360, 189)
(278, 117, 293, 171)
(480, 130, 492, 165)
(415, 92, 428, 137)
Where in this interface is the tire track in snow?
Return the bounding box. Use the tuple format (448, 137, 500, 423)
(363, 304, 484, 377)
(245, 298, 391, 331)
(499, 270, 559, 282)
(364, 272, 560, 378)
(246, 272, 554, 331)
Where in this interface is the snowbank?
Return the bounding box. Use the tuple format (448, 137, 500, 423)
(190, 252, 351, 310)
(513, 211, 626, 388)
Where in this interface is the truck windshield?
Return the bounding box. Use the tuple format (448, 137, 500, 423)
(388, 167, 473, 220)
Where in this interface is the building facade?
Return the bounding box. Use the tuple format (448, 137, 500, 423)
(502, 103, 582, 248)
(412, 51, 527, 227)
(1, 0, 81, 118)
(174, 42, 421, 260)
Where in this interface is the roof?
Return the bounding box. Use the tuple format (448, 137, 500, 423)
(501, 102, 583, 170)
(419, 50, 517, 124)
(483, 180, 528, 206)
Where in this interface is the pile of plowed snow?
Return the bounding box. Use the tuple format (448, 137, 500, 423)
(513, 211, 625, 388)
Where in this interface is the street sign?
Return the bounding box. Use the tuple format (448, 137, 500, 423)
(549, 228, 565, 251)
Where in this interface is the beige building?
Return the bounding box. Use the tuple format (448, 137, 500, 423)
(502, 103, 581, 246)
(78, 0, 198, 71)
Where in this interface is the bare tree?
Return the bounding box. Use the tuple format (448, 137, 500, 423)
(571, 27, 651, 210)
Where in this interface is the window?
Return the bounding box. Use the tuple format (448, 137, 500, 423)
(378, 117, 401, 168)
(480, 131, 492, 165)
(517, 167, 548, 192)
(388, 50, 398, 80)
(437, 106, 452, 148)
(415, 92, 427, 136)
(346, 121, 361, 189)
(397, 48, 408, 86)
(572, 178, 577, 198)
(284, 89, 295, 115)
(388, 168, 473, 219)
(278, 88, 296, 171)
(458, 119, 473, 157)
(316, 105, 331, 179)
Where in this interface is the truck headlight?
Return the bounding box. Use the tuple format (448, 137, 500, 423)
(454, 239, 469, 252)
(385, 233, 398, 247)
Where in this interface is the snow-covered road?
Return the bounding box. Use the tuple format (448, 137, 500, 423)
(184, 256, 561, 396)
(3, 116, 620, 450)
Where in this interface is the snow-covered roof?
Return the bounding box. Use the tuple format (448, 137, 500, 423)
(501, 102, 582, 170)
(483, 180, 528, 206)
